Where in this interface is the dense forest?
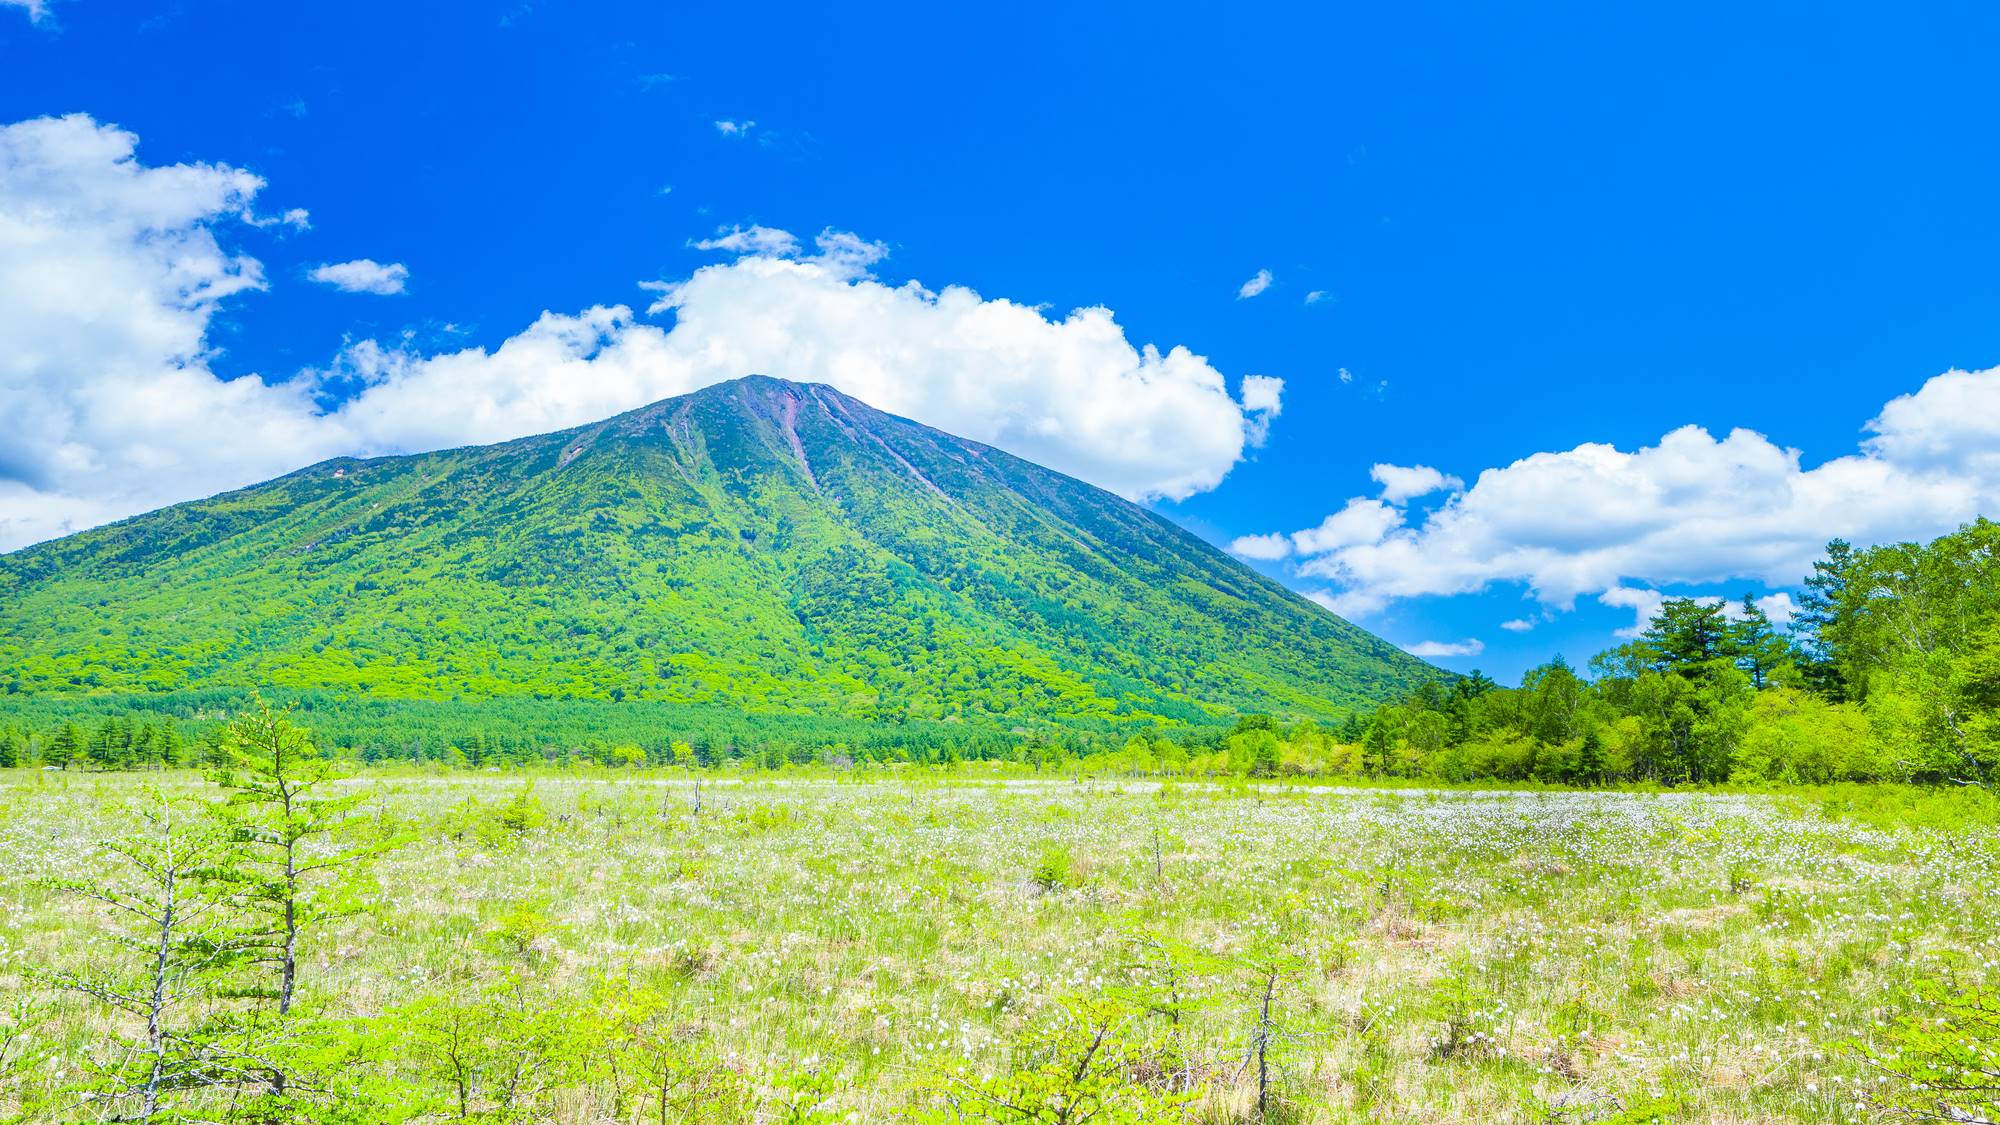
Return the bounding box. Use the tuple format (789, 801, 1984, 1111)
(7, 519, 1996, 790)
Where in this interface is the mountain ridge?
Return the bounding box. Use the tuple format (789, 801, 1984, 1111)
(0, 375, 1437, 726)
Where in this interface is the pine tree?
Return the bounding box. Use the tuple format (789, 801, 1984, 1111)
(1729, 595, 1791, 689)
(158, 718, 185, 768)
(1641, 599, 1736, 672)
(0, 726, 18, 769)
(86, 719, 121, 771)
(1574, 727, 1606, 786)
(1794, 539, 1856, 699)
(45, 723, 81, 770)
(200, 729, 229, 767)
(1339, 712, 1368, 744)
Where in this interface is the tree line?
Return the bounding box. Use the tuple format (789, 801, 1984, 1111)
(1304, 518, 2000, 787)
(6, 519, 1996, 789)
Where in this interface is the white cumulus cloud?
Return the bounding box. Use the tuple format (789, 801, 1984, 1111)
(1748, 591, 1797, 627)
(615, 235, 1278, 501)
(1236, 269, 1273, 300)
(1291, 498, 1402, 556)
(0, 115, 1283, 551)
(1228, 533, 1292, 561)
(0, 114, 334, 551)
(1239, 374, 1283, 445)
(1369, 463, 1462, 504)
(1240, 374, 1283, 415)
(308, 258, 408, 295)
(1247, 377, 2000, 627)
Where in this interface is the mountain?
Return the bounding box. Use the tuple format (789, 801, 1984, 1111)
(0, 376, 1436, 727)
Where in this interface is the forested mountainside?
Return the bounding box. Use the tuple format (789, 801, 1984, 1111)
(0, 376, 1436, 727)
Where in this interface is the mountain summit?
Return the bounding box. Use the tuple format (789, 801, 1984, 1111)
(0, 376, 1435, 724)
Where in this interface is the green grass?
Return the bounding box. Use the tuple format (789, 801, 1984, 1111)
(2, 770, 1993, 1122)
(1774, 780, 2000, 830)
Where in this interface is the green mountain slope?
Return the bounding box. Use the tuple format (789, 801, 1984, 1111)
(0, 376, 1435, 725)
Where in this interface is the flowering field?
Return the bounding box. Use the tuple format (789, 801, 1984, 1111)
(1, 771, 1993, 1123)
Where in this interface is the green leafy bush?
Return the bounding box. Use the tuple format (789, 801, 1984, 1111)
(1031, 841, 1078, 891)
(449, 787, 547, 850)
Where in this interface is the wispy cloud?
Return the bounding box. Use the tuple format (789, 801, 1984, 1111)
(1236, 269, 1273, 300)
(690, 224, 800, 257)
(1404, 638, 1485, 658)
(244, 207, 312, 231)
(2, 0, 49, 24)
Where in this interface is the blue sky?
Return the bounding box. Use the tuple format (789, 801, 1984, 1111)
(5, 1, 2000, 680)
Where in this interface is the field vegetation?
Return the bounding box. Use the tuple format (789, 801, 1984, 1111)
(1, 750, 1994, 1123)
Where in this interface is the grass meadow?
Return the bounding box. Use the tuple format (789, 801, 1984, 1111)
(0, 770, 1993, 1123)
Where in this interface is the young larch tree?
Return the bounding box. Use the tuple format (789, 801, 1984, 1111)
(212, 702, 383, 1021)
(38, 788, 252, 1122)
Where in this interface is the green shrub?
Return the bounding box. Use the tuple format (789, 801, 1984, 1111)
(1031, 841, 1078, 891)
(450, 786, 548, 849)
(1787, 782, 2000, 830)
